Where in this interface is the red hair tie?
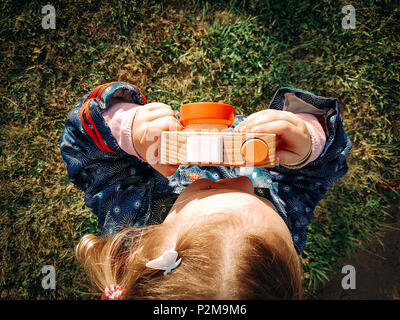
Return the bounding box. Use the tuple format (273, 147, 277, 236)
(101, 284, 124, 300)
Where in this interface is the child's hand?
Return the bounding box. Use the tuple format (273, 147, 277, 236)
(132, 103, 183, 176)
(234, 110, 312, 166)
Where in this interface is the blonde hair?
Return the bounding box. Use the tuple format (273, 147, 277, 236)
(76, 213, 303, 299)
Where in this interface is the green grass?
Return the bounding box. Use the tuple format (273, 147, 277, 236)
(0, 0, 399, 299)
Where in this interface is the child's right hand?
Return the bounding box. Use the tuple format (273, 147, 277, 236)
(132, 103, 183, 176)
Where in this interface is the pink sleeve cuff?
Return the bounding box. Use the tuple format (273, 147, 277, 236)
(285, 113, 327, 169)
(102, 99, 141, 157)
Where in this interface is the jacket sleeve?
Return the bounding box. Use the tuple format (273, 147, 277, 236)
(265, 88, 352, 254)
(59, 82, 156, 235)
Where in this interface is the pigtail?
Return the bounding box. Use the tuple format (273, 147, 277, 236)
(75, 234, 103, 266)
(75, 226, 164, 298)
(75, 234, 109, 292)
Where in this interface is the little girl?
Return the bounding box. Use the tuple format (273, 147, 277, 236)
(60, 82, 351, 299)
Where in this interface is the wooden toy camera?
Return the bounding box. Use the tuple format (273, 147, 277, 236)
(160, 102, 276, 167)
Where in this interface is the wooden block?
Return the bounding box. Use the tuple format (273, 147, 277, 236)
(160, 131, 276, 167)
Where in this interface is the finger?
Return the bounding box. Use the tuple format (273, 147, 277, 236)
(140, 116, 183, 152)
(149, 115, 184, 132)
(249, 120, 300, 140)
(144, 102, 173, 111)
(233, 120, 246, 133)
(240, 110, 302, 130)
(234, 110, 266, 131)
(240, 110, 267, 123)
(236, 110, 302, 132)
(243, 109, 297, 122)
(142, 108, 176, 122)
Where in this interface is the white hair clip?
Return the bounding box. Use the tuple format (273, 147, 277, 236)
(145, 247, 182, 276)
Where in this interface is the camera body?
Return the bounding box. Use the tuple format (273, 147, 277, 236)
(160, 103, 276, 167)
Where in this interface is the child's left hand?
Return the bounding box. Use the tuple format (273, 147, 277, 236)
(234, 109, 312, 166)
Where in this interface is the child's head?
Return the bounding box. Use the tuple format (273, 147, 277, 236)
(76, 176, 303, 299)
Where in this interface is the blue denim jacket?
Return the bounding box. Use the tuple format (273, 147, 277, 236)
(60, 82, 351, 254)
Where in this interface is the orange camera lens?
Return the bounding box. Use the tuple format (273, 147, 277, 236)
(179, 102, 235, 127)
